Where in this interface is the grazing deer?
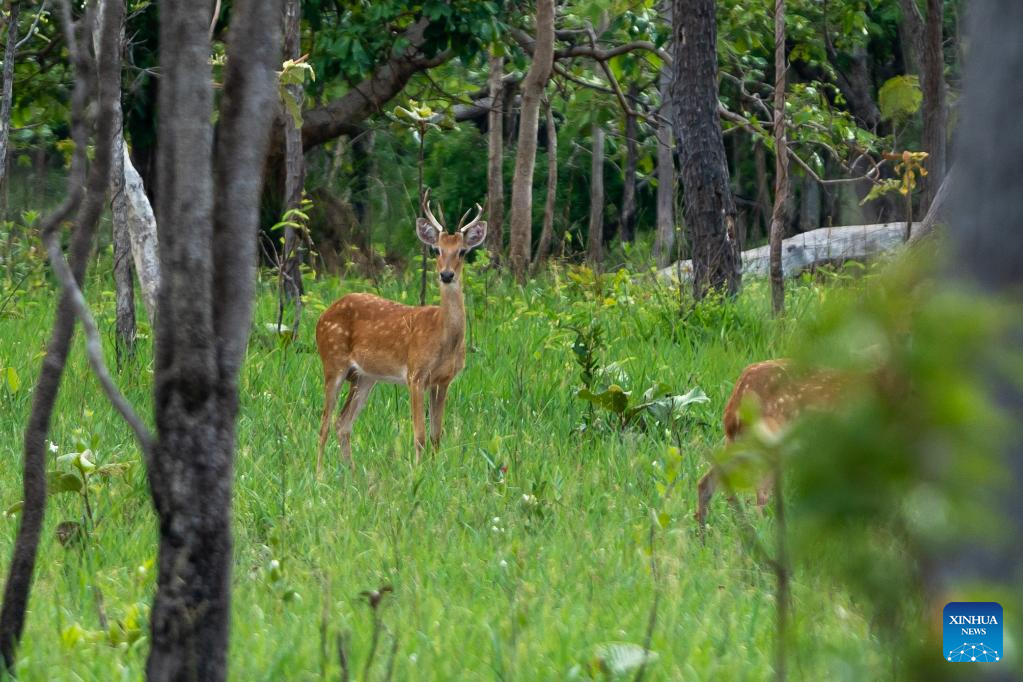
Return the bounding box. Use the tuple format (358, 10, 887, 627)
(315, 193, 486, 473)
(695, 359, 848, 526)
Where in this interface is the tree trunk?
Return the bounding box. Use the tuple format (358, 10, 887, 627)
(351, 129, 375, 254)
(620, 86, 639, 243)
(753, 139, 771, 242)
(799, 173, 821, 232)
(278, 0, 304, 336)
(121, 144, 161, 320)
(769, 0, 788, 316)
(508, 0, 554, 282)
(0, 1, 18, 189)
(486, 53, 505, 262)
(920, 0, 947, 209)
(146, 0, 282, 679)
(942, 4, 1023, 669)
(654, 80, 675, 266)
(671, 0, 742, 299)
(586, 123, 605, 264)
(533, 96, 557, 267)
(0, 0, 121, 668)
(898, 0, 946, 211)
(106, 2, 136, 359)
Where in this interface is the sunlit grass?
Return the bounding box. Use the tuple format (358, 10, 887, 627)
(0, 261, 889, 680)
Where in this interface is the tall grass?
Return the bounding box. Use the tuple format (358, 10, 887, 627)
(0, 257, 891, 680)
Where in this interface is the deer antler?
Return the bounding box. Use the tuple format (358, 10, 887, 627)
(457, 203, 485, 232)
(421, 188, 445, 233)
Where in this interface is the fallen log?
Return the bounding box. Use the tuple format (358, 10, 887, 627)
(658, 222, 917, 281)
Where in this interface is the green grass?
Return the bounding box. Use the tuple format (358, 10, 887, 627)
(0, 260, 890, 680)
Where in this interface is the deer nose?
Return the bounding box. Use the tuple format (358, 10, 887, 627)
(440, 271, 455, 284)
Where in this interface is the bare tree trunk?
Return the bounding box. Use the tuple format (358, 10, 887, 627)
(941, 6, 1023, 675)
(121, 145, 160, 320)
(0, 0, 120, 668)
(146, 0, 282, 679)
(105, 1, 136, 360)
(769, 0, 788, 316)
(899, 0, 947, 211)
(753, 139, 770, 242)
(0, 1, 18, 189)
(909, 162, 956, 244)
(486, 52, 505, 262)
(351, 129, 374, 254)
(508, 0, 554, 282)
(654, 0, 675, 268)
(671, 0, 742, 298)
(620, 86, 639, 244)
(586, 123, 604, 265)
(798, 173, 821, 232)
(533, 96, 557, 267)
(278, 0, 304, 336)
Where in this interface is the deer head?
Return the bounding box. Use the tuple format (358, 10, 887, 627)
(416, 190, 487, 286)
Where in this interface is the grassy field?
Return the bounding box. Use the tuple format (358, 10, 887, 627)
(0, 257, 891, 680)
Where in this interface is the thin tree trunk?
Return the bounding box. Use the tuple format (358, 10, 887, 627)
(486, 52, 505, 262)
(0, 0, 120, 668)
(899, 0, 947, 210)
(586, 123, 605, 264)
(920, 0, 946, 209)
(508, 0, 554, 282)
(121, 144, 160, 320)
(533, 96, 557, 267)
(671, 0, 742, 299)
(754, 140, 771, 241)
(620, 86, 639, 244)
(146, 0, 283, 678)
(351, 129, 374, 254)
(278, 0, 304, 336)
(105, 0, 136, 359)
(0, 1, 18, 189)
(769, 0, 788, 316)
(654, 0, 675, 268)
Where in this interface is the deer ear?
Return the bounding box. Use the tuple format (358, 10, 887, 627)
(462, 221, 487, 250)
(416, 218, 440, 246)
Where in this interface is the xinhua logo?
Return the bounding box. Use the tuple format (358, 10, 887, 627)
(943, 602, 1003, 662)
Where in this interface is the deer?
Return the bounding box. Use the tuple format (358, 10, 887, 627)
(315, 192, 486, 474)
(695, 359, 850, 527)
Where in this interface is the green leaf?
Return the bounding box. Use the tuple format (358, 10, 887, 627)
(577, 385, 631, 415)
(5, 367, 19, 393)
(47, 471, 83, 495)
(878, 75, 922, 121)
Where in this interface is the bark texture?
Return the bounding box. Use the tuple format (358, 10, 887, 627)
(671, 0, 742, 298)
(533, 96, 557, 266)
(586, 123, 604, 264)
(278, 0, 304, 335)
(942, 4, 1023, 665)
(769, 0, 787, 316)
(146, 0, 282, 679)
(654, 13, 676, 269)
(619, 88, 639, 243)
(486, 53, 505, 260)
(0, 1, 18, 188)
(0, 0, 120, 667)
(899, 0, 947, 210)
(508, 0, 555, 281)
(121, 145, 160, 319)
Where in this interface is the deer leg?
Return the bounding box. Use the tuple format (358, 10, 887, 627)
(317, 371, 345, 478)
(429, 384, 449, 449)
(696, 468, 718, 527)
(755, 473, 774, 513)
(409, 381, 427, 463)
(335, 376, 375, 470)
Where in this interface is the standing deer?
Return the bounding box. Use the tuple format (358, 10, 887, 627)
(316, 193, 486, 473)
(695, 359, 849, 526)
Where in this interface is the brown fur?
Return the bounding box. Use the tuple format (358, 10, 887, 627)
(696, 360, 847, 526)
(316, 214, 485, 473)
